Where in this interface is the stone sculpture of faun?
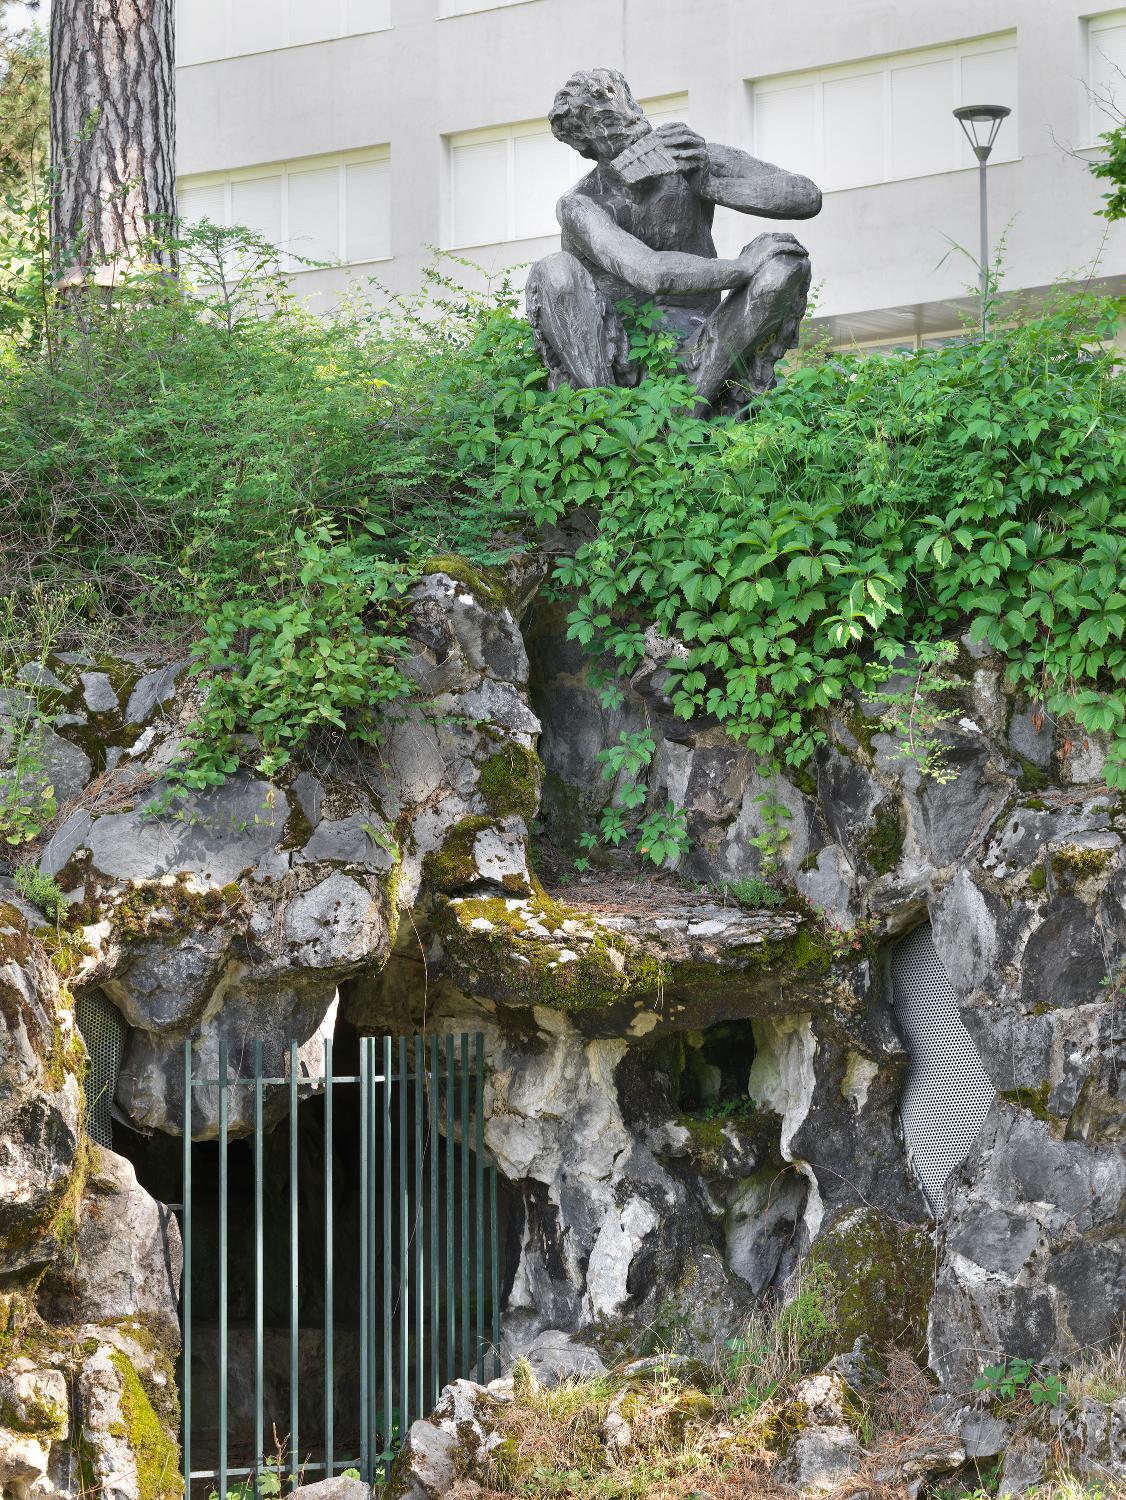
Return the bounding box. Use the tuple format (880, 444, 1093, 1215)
(528, 68, 822, 415)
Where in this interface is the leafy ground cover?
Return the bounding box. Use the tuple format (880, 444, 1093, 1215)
(3, 190, 1126, 834)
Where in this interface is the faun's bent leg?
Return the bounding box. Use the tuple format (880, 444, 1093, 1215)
(526, 251, 635, 391)
(683, 233, 812, 412)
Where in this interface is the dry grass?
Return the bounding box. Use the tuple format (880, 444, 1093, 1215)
(473, 1322, 948, 1500)
(1064, 1329, 1126, 1408)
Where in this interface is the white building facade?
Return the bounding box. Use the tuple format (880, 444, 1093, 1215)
(176, 0, 1126, 346)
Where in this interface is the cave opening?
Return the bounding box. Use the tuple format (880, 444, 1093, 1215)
(97, 1013, 517, 1488)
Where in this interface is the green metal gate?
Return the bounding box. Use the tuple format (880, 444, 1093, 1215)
(179, 1033, 500, 1494)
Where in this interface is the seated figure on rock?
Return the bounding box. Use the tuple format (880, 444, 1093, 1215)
(527, 68, 822, 416)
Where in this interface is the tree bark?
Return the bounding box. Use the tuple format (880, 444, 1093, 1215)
(49, 0, 175, 278)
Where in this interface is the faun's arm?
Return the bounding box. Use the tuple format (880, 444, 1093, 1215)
(702, 142, 822, 219)
(558, 193, 755, 297)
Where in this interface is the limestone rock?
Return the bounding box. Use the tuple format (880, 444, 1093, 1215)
(775, 1425, 861, 1493)
(290, 1480, 373, 1500)
(520, 1329, 607, 1386)
(0, 905, 83, 1284)
(387, 1380, 499, 1499)
(39, 1145, 182, 1344)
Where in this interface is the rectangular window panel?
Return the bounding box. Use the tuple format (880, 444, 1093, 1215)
(890, 58, 953, 180)
(287, 1, 337, 47)
(753, 82, 818, 176)
(176, 0, 225, 65)
(751, 34, 1016, 191)
(645, 96, 690, 128)
(441, 0, 533, 16)
(345, 0, 392, 31)
(822, 70, 884, 190)
(181, 150, 388, 270)
(960, 47, 1019, 163)
(228, 0, 284, 57)
(288, 166, 341, 264)
(231, 174, 284, 243)
(450, 138, 509, 246)
(1091, 12, 1126, 130)
(513, 130, 571, 239)
(345, 159, 391, 260)
(177, 0, 390, 63)
(179, 182, 227, 226)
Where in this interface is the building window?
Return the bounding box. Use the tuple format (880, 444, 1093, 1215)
(1089, 11, 1126, 143)
(178, 148, 391, 268)
(439, 0, 537, 16)
(446, 94, 689, 248)
(176, 0, 391, 67)
(750, 34, 1018, 193)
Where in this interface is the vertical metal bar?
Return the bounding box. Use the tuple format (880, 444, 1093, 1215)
(289, 1039, 299, 1486)
(429, 1034, 439, 1411)
(445, 1034, 455, 1388)
(475, 1034, 485, 1382)
(181, 1040, 192, 1494)
(370, 1038, 379, 1470)
(359, 1039, 370, 1482)
(382, 1037, 392, 1464)
(324, 1036, 334, 1479)
(254, 1041, 264, 1493)
(414, 1037, 425, 1421)
(218, 1038, 228, 1500)
(490, 1165, 500, 1380)
(398, 1035, 409, 1436)
(979, 157, 989, 333)
(460, 1033, 470, 1380)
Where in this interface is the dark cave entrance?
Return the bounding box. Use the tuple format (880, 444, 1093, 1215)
(103, 1015, 517, 1489)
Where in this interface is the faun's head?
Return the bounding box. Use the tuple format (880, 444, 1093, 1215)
(549, 68, 649, 162)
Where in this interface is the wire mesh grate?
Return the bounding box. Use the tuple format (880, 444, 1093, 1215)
(75, 989, 126, 1149)
(891, 923, 996, 1214)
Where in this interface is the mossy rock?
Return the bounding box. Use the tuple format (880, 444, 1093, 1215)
(421, 816, 502, 894)
(434, 891, 843, 1019)
(478, 743, 541, 821)
(856, 797, 905, 876)
(421, 554, 509, 611)
(107, 1350, 181, 1500)
(803, 1207, 934, 1364)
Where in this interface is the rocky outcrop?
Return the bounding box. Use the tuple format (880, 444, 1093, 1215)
(3, 563, 1126, 1498)
(0, 906, 181, 1500)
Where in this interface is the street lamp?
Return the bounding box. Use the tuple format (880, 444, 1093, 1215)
(953, 103, 1011, 333)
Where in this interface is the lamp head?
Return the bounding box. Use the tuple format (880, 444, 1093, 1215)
(953, 103, 1011, 162)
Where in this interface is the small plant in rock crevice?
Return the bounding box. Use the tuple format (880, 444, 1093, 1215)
(973, 1356, 1065, 1409)
(573, 728, 689, 871)
(13, 862, 67, 922)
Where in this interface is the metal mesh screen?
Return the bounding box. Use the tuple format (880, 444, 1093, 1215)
(75, 990, 126, 1149)
(891, 923, 996, 1214)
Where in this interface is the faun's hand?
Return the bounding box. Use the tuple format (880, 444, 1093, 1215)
(654, 122, 708, 175)
(736, 232, 805, 279)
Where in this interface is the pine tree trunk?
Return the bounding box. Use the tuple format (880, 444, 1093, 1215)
(49, 0, 176, 278)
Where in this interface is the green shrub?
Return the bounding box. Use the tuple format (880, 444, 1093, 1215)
(3, 195, 1126, 798)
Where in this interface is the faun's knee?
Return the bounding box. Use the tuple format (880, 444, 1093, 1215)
(528, 251, 591, 302)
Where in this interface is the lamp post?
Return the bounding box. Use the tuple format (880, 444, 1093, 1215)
(953, 103, 1011, 334)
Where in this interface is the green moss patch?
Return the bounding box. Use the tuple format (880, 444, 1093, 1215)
(478, 744, 541, 821)
(804, 1208, 934, 1364)
(435, 891, 842, 1016)
(99, 874, 244, 944)
(1050, 845, 1114, 889)
(856, 797, 905, 876)
(1000, 1082, 1056, 1123)
(108, 1351, 181, 1500)
(421, 816, 499, 893)
(422, 555, 509, 611)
